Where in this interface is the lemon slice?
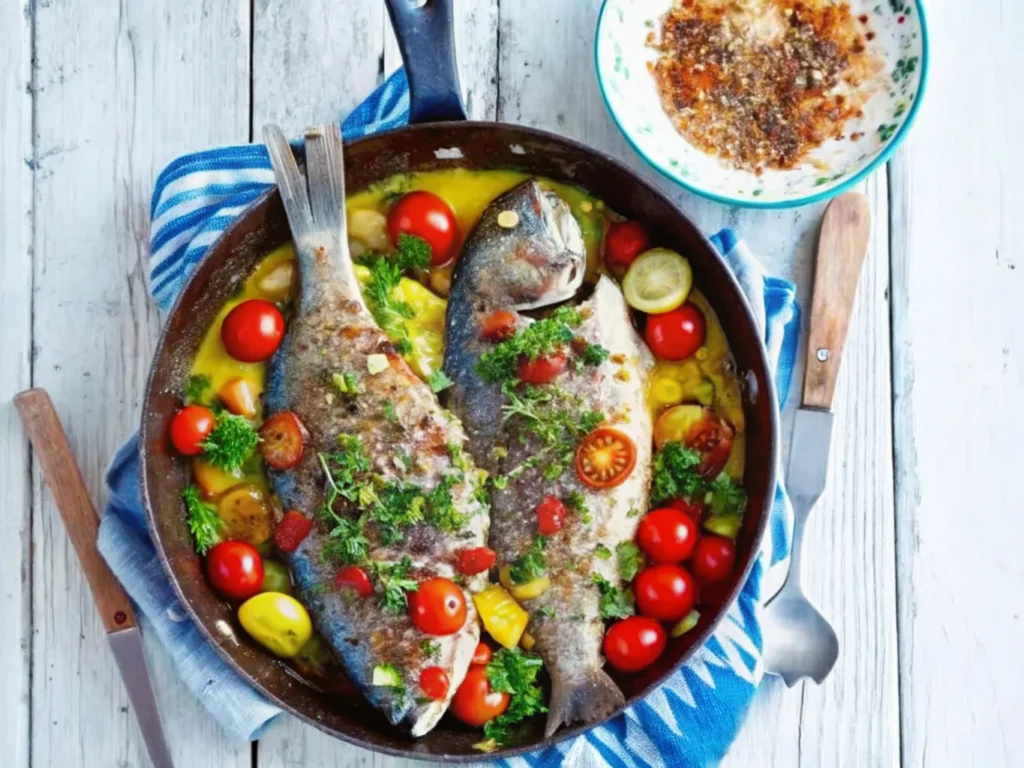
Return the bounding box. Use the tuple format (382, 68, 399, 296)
(621, 248, 693, 313)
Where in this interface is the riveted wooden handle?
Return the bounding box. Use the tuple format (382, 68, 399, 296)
(15, 388, 137, 633)
(802, 193, 872, 410)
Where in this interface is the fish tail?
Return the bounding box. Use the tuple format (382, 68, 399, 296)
(262, 123, 364, 311)
(544, 667, 625, 737)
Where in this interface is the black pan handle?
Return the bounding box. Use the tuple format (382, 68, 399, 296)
(385, 0, 467, 123)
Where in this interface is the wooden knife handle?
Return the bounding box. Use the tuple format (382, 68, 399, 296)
(802, 193, 872, 410)
(15, 388, 137, 633)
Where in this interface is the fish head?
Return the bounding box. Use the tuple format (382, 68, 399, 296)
(461, 180, 587, 312)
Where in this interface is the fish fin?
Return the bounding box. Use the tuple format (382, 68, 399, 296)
(544, 668, 625, 737)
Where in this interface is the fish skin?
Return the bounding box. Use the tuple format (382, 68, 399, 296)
(443, 181, 654, 737)
(262, 125, 487, 737)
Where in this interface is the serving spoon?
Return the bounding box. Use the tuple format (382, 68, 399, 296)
(761, 192, 871, 686)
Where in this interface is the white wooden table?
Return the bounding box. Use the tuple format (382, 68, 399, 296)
(2, 1, 1021, 765)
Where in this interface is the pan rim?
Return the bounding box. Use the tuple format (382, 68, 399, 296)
(140, 119, 779, 761)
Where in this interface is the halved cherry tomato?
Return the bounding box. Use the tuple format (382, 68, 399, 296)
(273, 510, 313, 553)
(536, 495, 566, 535)
(645, 304, 705, 361)
(219, 377, 257, 418)
(634, 563, 696, 623)
(471, 642, 493, 666)
(667, 498, 705, 523)
(456, 546, 497, 575)
(603, 616, 667, 673)
(259, 411, 307, 470)
(481, 310, 517, 342)
(517, 351, 567, 385)
(692, 536, 736, 583)
(604, 220, 650, 271)
(387, 191, 458, 267)
(451, 664, 510, 726)
(637, 507, 698, 563)
(221, 299, 285, 363)
(575, 427, 637, 489)
(170, 405, 216, 455)
(409, 578, 467, 636)
(335, 565, 373, 598)
(686, 416, 735, 479)
(419, 666, 450, 701)
(206, 541, 264, 600)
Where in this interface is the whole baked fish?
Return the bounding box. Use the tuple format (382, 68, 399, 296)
(262, 125, 488, 737)
(444, 180, 655, 736)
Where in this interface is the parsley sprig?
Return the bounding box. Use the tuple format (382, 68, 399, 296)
(508, 535, 547, 584)
(650, 442, 748, 537)
(484, 648, 548, 744)
(200, 412, 259, 471)
(182, 485, 220, 554)
(371, 557, 418, 614)
(592, 574, 635, 619)
(357, 234, 431, 355)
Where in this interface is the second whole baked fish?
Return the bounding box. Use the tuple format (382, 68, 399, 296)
(443, 180, 655, 736)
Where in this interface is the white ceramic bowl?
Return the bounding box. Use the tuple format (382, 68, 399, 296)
(595, 0, 929, 208)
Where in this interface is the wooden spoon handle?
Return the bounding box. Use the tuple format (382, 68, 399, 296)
(802, 193, 872, 410)
(15, 388, 137, 633)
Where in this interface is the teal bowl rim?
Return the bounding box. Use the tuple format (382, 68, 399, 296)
(594, 0, 930, 209)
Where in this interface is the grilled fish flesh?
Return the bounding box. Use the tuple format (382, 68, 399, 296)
(443, 180, 655, 736)
(262, 124, 488, 737)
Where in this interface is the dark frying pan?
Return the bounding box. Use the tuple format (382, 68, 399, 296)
(141, 0, 779, 760)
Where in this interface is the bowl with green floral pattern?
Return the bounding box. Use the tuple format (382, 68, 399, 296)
(595, 0, 928, 209)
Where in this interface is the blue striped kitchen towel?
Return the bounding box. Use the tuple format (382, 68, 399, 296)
(98, 67, 800, 767)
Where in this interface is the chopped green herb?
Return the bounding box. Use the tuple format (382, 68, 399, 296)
(423, 474, 469, 533)
(476, 307, 582, 384)
(323, 514, 370, 565)
(580, 342, 610, 366)
(615, 541, 643, 582)
(331, 371, 362, 395)
(707, 473, 747, 519)
(508, 536, 546, 584)
(564, 490, 592, 523)
(200, 412, 259, 472)
(446, 442, 470, 471)
(594, 543, 612, 560)
(371, 557, 418, 614)
(183, 374, 212, 406)
(650, 442, 705, 504)
(592, 574, 635, 619)
(627, 505, 641, 518)
(484, 648, 548, 744)
(420, 639, 441, 659)
(308, 583, 327, 597)
(427, 369, 454, 393)
(382, 400, 398, 422)
(357, 234, 431, 354)
(182, 485, 219, 554)
(536, 605, 555, 618)
(491, 474, 509, 490)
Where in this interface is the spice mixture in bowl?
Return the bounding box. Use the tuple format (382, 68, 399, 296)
(596, 0, 928, 207)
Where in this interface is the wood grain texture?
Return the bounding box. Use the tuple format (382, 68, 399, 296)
(0, 1, 33, 766)
(890, 1, 1024, 765)
(16, 389, 137, 634)
(802, 193, 872, 409)
(30, 1, 251, 766)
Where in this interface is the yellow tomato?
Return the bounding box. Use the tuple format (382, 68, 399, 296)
(653, 404, 707, 449)
(217, 485, 272, 546)
(237, 592, 313, 658)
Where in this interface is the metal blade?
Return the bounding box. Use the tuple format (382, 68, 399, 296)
(108, 627, 175, 768)
(785, 408, 835, 513)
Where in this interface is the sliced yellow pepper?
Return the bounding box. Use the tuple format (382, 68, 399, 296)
(498, 565, 551, 601)
(473, 584, 529, 649)
(192, 458, 244, 500)
(520, 631, 536, 652)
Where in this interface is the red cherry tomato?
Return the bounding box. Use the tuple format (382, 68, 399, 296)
(575, 427, 637, 489)
(408, 578, 467, 636)
(419, 666, 450, 701)
(335, 566, 373, 598)
(517, 351, 567, 385)
(637, 508, 698, 563)
(456, 546, 497, 576)
(220, 299, 285, 362)
(273, 510, 314, 553)
(692, 536, 736, 583)
(471, 642, 493, 666)
(170, 405, 216, 455)
(685, 416, 735, 479)
(604, 221, 650, 270)
(450, 665, 510, 727)
(536, 495, 566, 535)
(206, 541, 264, 600)
(481, 310, 517, 342)
(633, 563, 697, 623)
(667, 498, 705, 523)
(645, 304, 706, 361)
(603, 616, 667, 673)
(259, 411, 307, 470)
(387, 191, 459, 267)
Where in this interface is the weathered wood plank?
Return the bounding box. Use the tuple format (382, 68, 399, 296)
(890, 1, 1024, 764)
(0, 1, 34, 766)
(497, 2, 899, 765)
(254, 1, 496, 764)
(30, 1, 251, 766)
